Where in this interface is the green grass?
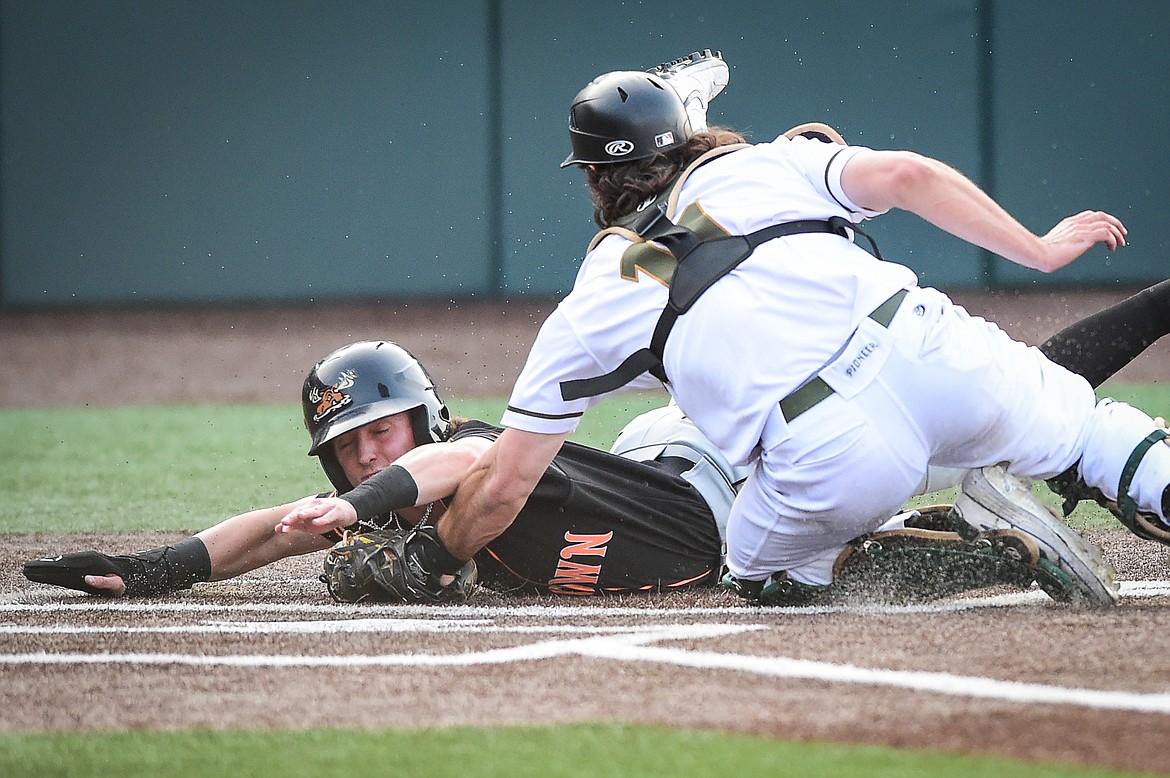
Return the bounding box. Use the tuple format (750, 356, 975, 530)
(1, 403, 320, 532)
(0, 391, 669, 533)
(0, 724, 1149, 778)
(4, 384, 1165, 533)
(2, 383, 1166, 777)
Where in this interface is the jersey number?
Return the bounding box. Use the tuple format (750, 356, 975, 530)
(618, 202, 730, 285)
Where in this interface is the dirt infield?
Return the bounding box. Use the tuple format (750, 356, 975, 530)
(3, 287, 1168, 408)
(3, 289, 1170, 773)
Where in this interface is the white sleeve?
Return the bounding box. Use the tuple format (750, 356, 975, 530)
(777, 135, 888, 220)
(823, 145, 889, 219)
(499, 309, 597, 435)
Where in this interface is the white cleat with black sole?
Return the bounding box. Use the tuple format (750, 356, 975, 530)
(648, 49, 729, 133)
(953, 464, 1120, 607)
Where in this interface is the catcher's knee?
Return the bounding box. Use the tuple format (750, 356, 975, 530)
(1048, 414, 1170, 545)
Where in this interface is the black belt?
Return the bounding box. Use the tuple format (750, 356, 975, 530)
(778, 288, 909, 423)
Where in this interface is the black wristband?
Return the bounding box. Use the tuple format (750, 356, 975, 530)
(339, 464, 419, 521)
(121, 536, 211, 596)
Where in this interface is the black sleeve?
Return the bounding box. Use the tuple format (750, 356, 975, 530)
(448, 419, 501, 443)
(1039, 279, 1170, 388)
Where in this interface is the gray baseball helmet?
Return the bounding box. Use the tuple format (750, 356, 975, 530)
(302, 340, 451, 491)
(560, 70, 693, 168)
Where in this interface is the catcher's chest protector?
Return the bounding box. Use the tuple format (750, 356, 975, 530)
(454, 422, 722, 595)
(560, 147, 880, 401)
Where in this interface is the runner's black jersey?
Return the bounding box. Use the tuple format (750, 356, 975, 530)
(453, 421, 722, 595)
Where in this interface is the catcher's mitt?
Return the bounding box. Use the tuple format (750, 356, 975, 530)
(321, 528, 477, 603)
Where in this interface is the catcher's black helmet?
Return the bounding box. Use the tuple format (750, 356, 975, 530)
(302, 341, 451, 491)
(560, 70, 692, 168)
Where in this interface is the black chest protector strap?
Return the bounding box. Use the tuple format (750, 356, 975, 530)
(560, 208, 883, 401)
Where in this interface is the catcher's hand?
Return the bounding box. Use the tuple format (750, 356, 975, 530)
(321, 528, 477, 604)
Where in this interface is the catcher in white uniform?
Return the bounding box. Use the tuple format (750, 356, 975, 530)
(378, 52, 1170, 606)
(420, 50, 1169, 607)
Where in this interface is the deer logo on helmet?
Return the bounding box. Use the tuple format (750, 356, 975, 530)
(309, 370, 356, 423)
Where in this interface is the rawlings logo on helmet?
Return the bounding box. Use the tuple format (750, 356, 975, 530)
(309, 369, 356, 423)
(604, 139, 635, 157)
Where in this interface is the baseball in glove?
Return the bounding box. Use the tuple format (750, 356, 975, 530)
(321, 527, 477, 603)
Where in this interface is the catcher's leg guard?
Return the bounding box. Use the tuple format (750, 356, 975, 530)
(721, 523, 1038, 606)
(957, 465, 1119, 606)
(610, 403, 750, 541)
(1047, 421, 1170, 547)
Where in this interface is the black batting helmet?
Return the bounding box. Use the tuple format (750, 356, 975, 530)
(560, 70, 693, 168)
(302, 340, 451, 492)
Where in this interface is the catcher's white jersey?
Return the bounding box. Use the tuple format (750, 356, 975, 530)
(502, 133, 1170, 585)
(502, 134, 912, 464)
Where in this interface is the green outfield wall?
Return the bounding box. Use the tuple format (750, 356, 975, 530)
(2, 1, 1165, 306)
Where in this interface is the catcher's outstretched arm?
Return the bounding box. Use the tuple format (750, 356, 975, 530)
(438, 428, 569, 561)
(840, 149, 1126, 272)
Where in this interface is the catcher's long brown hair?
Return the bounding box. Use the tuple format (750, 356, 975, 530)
(584, 128, 747, 228)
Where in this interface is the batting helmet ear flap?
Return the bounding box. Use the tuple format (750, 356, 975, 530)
(317, 447, 355, 494)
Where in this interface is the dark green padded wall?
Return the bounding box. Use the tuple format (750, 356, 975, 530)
(2, 2, 1165, 305)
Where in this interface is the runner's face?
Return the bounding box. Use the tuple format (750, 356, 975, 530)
(331, 412, 416, 485)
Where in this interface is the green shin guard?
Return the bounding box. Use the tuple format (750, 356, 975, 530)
(1047, 429, 1170, 547)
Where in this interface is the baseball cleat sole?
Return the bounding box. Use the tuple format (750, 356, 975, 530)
(954, 465, 1119, 607)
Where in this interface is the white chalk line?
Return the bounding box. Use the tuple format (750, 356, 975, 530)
(0, 624, 755, 667)
(582, 642, 1170, 714)
(2, 620, 1167, 714)
(2, 579, 1166, 618)
(0, 619, 749, 636)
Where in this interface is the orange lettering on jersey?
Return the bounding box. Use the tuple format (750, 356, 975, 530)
(548, 531, 612, 595)
(559, 531, 613, 559)
(549, 559, 603, 595)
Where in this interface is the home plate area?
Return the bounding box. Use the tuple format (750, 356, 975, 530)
(4, 572, 1170, 771)
(3, 581, 1170, 711)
